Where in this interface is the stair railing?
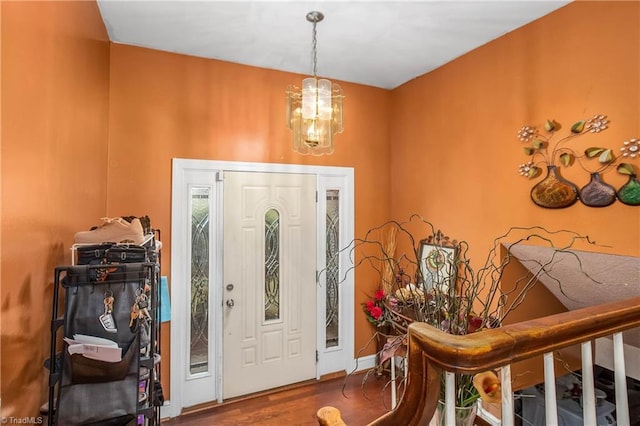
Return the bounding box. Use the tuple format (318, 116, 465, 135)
(318, 296, 640, 426)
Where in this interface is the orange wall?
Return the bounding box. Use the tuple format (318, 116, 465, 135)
(106, 44, 391, 397)
(390, 1, 639, 266)
(106, 45, 391, 254)
(1, 0, 638, 417)
(1, 0, 110, 416)
(501, 257, 583, 391)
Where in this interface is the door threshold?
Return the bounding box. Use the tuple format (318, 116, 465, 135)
(181, 372, 347, 416)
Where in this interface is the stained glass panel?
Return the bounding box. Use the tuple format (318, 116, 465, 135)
(190, 187, 210, 374)
(326, 190, 340, 347)
(265, 208, 280, 321)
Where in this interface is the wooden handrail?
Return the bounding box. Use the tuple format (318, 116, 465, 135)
(367, 334, 442, 426)
(318, 296, 640, 425)
(412, 295, 640, 374)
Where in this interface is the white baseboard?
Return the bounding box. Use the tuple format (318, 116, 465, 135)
(160, 401, 179, 420)
(351, 354, 376, 373)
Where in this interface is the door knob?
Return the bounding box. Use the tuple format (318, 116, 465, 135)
(226, 299, 235, 308)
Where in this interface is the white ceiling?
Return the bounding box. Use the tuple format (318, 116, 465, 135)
(97, 0, 571, 89)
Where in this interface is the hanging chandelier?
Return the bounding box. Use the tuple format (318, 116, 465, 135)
(286, 11, 344, 155)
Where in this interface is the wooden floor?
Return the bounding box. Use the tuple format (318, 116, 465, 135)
(163, 372, 394, 426)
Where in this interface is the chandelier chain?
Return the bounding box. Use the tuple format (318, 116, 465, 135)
(311, 20, 318, 78)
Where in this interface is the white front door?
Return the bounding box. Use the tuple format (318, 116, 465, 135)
(222, 171, 317, 398)
(170, 160, 355, 417)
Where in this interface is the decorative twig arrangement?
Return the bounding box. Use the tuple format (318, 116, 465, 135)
(341, 214, 604, 408)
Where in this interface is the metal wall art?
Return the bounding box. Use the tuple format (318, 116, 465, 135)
(517, 114, 639, 208)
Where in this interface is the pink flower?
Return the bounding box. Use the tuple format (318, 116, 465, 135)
(374, 289, 385, 301)
(370, 306, 383, 320)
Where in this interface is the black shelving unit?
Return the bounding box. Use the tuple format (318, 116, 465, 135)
(47, 242, 161, 425)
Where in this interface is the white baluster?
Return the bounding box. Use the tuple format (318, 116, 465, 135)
(390, 355, 397, 409)
(613, 332, 630, 426)
(501, 365, 514, 426)
(581, 341, 596, 425)
(445, 371, 455, 425)
(543, 352, 558, 426)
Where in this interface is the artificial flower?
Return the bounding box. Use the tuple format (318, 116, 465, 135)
(374, 289, 385, 300)
(473, 371, 502, 404)
(370, 306, 383, 320)
(361, 290, 388, 327)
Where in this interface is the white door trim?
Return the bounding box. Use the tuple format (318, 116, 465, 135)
(168, 159, 355, 418)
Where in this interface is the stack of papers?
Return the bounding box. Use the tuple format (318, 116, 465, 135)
(64, 334, 122, 363)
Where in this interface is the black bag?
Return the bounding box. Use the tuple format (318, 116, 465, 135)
(105, 245, 148, 264)
(153, 379, 165, 406)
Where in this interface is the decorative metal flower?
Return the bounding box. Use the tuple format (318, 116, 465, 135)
(517, 114, 610, 179)
(585, 114, 609, 133)
(582, 136, 638, 175)
(618, 138, 639, 177)
(620, 137, 639, 158)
